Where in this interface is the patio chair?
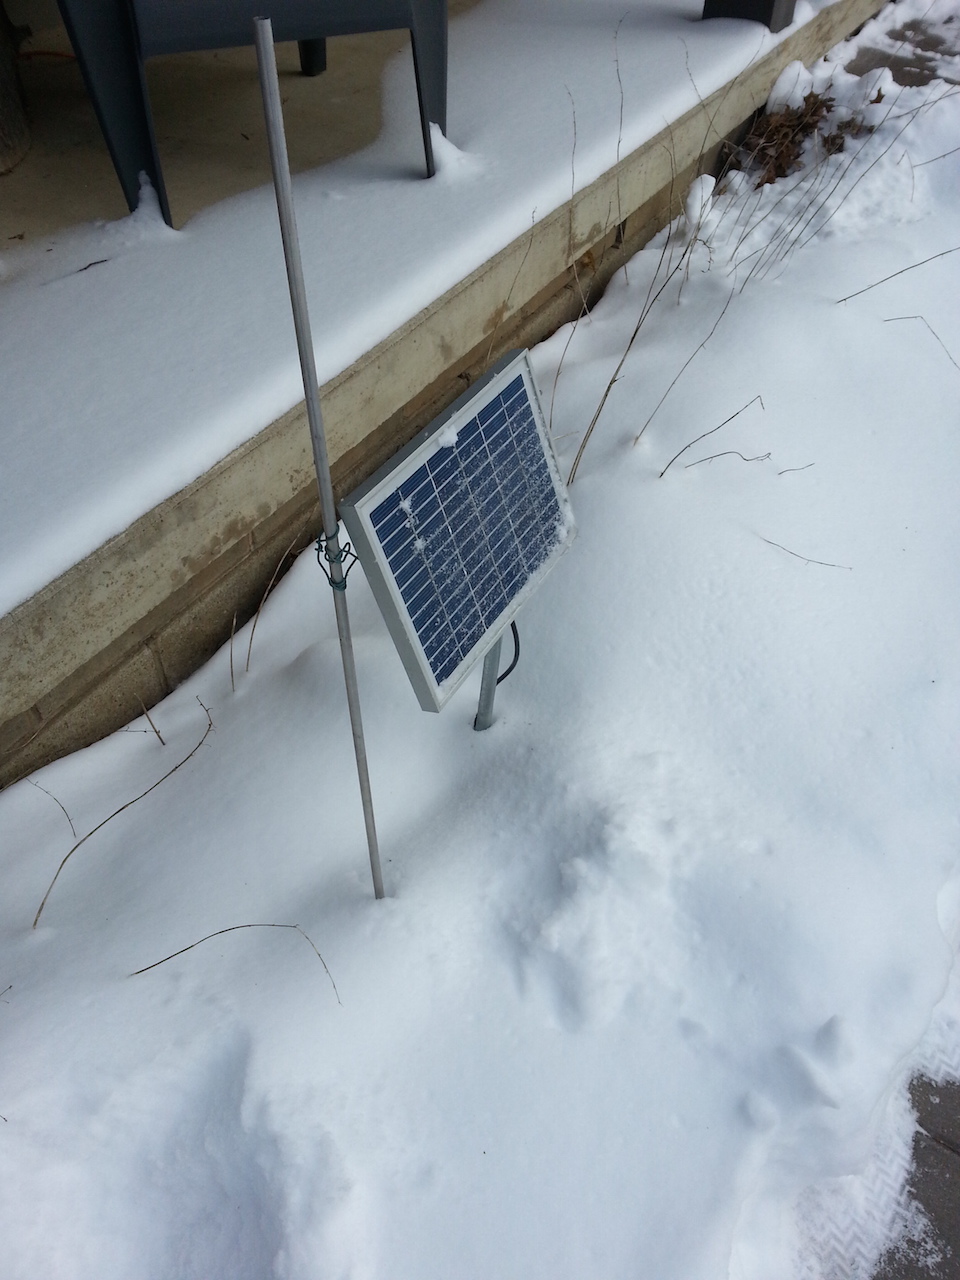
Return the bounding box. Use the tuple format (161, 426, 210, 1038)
(701, 0, 795, 33)
(55, 0, 448, 225)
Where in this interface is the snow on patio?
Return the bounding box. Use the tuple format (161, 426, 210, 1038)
(4, 0, 839, 619)
(1, 0, 960, 1277)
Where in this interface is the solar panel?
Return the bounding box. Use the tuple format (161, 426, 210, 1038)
(340, 350, 576, 711)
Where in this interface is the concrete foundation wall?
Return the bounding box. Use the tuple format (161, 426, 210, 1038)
(0, 0, 885, 789)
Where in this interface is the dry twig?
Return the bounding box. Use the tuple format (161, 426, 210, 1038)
(686, 449, 770, 467)
(758, 535, 851, 570)
(33, 700, 214, 929)
(915, 142, 960, 167)
(565, 87, 590, 319)
(788, 90, 947, 264)
(883, 314, 960, 373)
(721, 80, 947, 287)
(837, 245, 960, 303)
(638, 286, 738, 447)
(659, 394, 764, 477)
(484, 208, 537, 375)
(548, 321, 580, 438)
(130, 922, 340, 1004)
(28, 780, 77, 838)
(229, 612, 238, 693)
(138, 698, 165, 747)
(613, 16, 628, 280)
(246, 529, 306, 673)
(565, 192, 690, 484)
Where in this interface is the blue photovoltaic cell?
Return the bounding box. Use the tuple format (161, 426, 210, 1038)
(368, 373, 563, 686)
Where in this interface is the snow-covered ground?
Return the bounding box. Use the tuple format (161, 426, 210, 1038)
(2, 0, 960, 1277)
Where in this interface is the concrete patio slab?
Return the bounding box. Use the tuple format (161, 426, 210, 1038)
(0, 0, 888, 791)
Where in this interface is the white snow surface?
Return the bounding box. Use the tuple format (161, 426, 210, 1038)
(3, 1, 960, 1277)
(0, 0, 832, 617)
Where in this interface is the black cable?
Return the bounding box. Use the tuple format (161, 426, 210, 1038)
(496, 621, 521, 685)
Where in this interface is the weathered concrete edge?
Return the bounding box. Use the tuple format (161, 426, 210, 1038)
(0, 0, 886, 788)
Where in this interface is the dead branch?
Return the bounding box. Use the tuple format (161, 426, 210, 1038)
(138, 697, 166, 746)
(565, 86, 590, 319)
(683, 35, 766, 180)
(778, 462, 815, 475)
(763, 81, 915, 274)
(836, 245, 960, 303)
(548, 320, 580, 437)
(758, 534, 851, 570)
(33, 700, 214, 929)
(659, 393, 764, 477)
(883, 314, 960, 373)
(567, 210, 692, 484)
(484, 208, 537, 375)
(229, 612, 238, 693)
(129, 921, 340, 1004)
(28, 779, 77, 838)
(613, 17, 628, 281)
(732, 80, 933, 287)
(883, 87, 960, 122)
(686, 449, 770, 467)
(915, 143, 960, 167)
(640, 281, 737, 437)
(637, 285, 737, 447)
(246, 528, 307, 673)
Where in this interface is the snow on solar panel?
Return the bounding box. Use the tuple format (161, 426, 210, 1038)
(339, 351, 575, 711)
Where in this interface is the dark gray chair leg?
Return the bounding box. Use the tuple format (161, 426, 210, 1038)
(57, 0, 448, 224)
(701, 0, 796, 33)
(55, 0, 170, 220)
(408, 0, 447, 177)
(298, 37, 326, 76)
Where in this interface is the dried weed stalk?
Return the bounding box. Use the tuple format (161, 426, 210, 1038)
(566, 54, 946, 482)
(659, 394, 764, 477)
(33, 699, 214, 929)
(757, 534, 852, 570)
(884, 313, 960, 372)
(138, 697, 166, 746)
(246, 526, 307, 674)
(229, 612, 238, 693)
(130, 921, 340, 1003)
(566, 151, 687, 484)
(837, 243, 960, 302)
(28, 779, 77, 838)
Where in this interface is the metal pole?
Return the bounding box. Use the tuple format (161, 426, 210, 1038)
(254, 18, 384, 899)
(473, 636, 502, 732)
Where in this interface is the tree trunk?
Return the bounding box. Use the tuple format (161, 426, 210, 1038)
(0, 3, 29, 174)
